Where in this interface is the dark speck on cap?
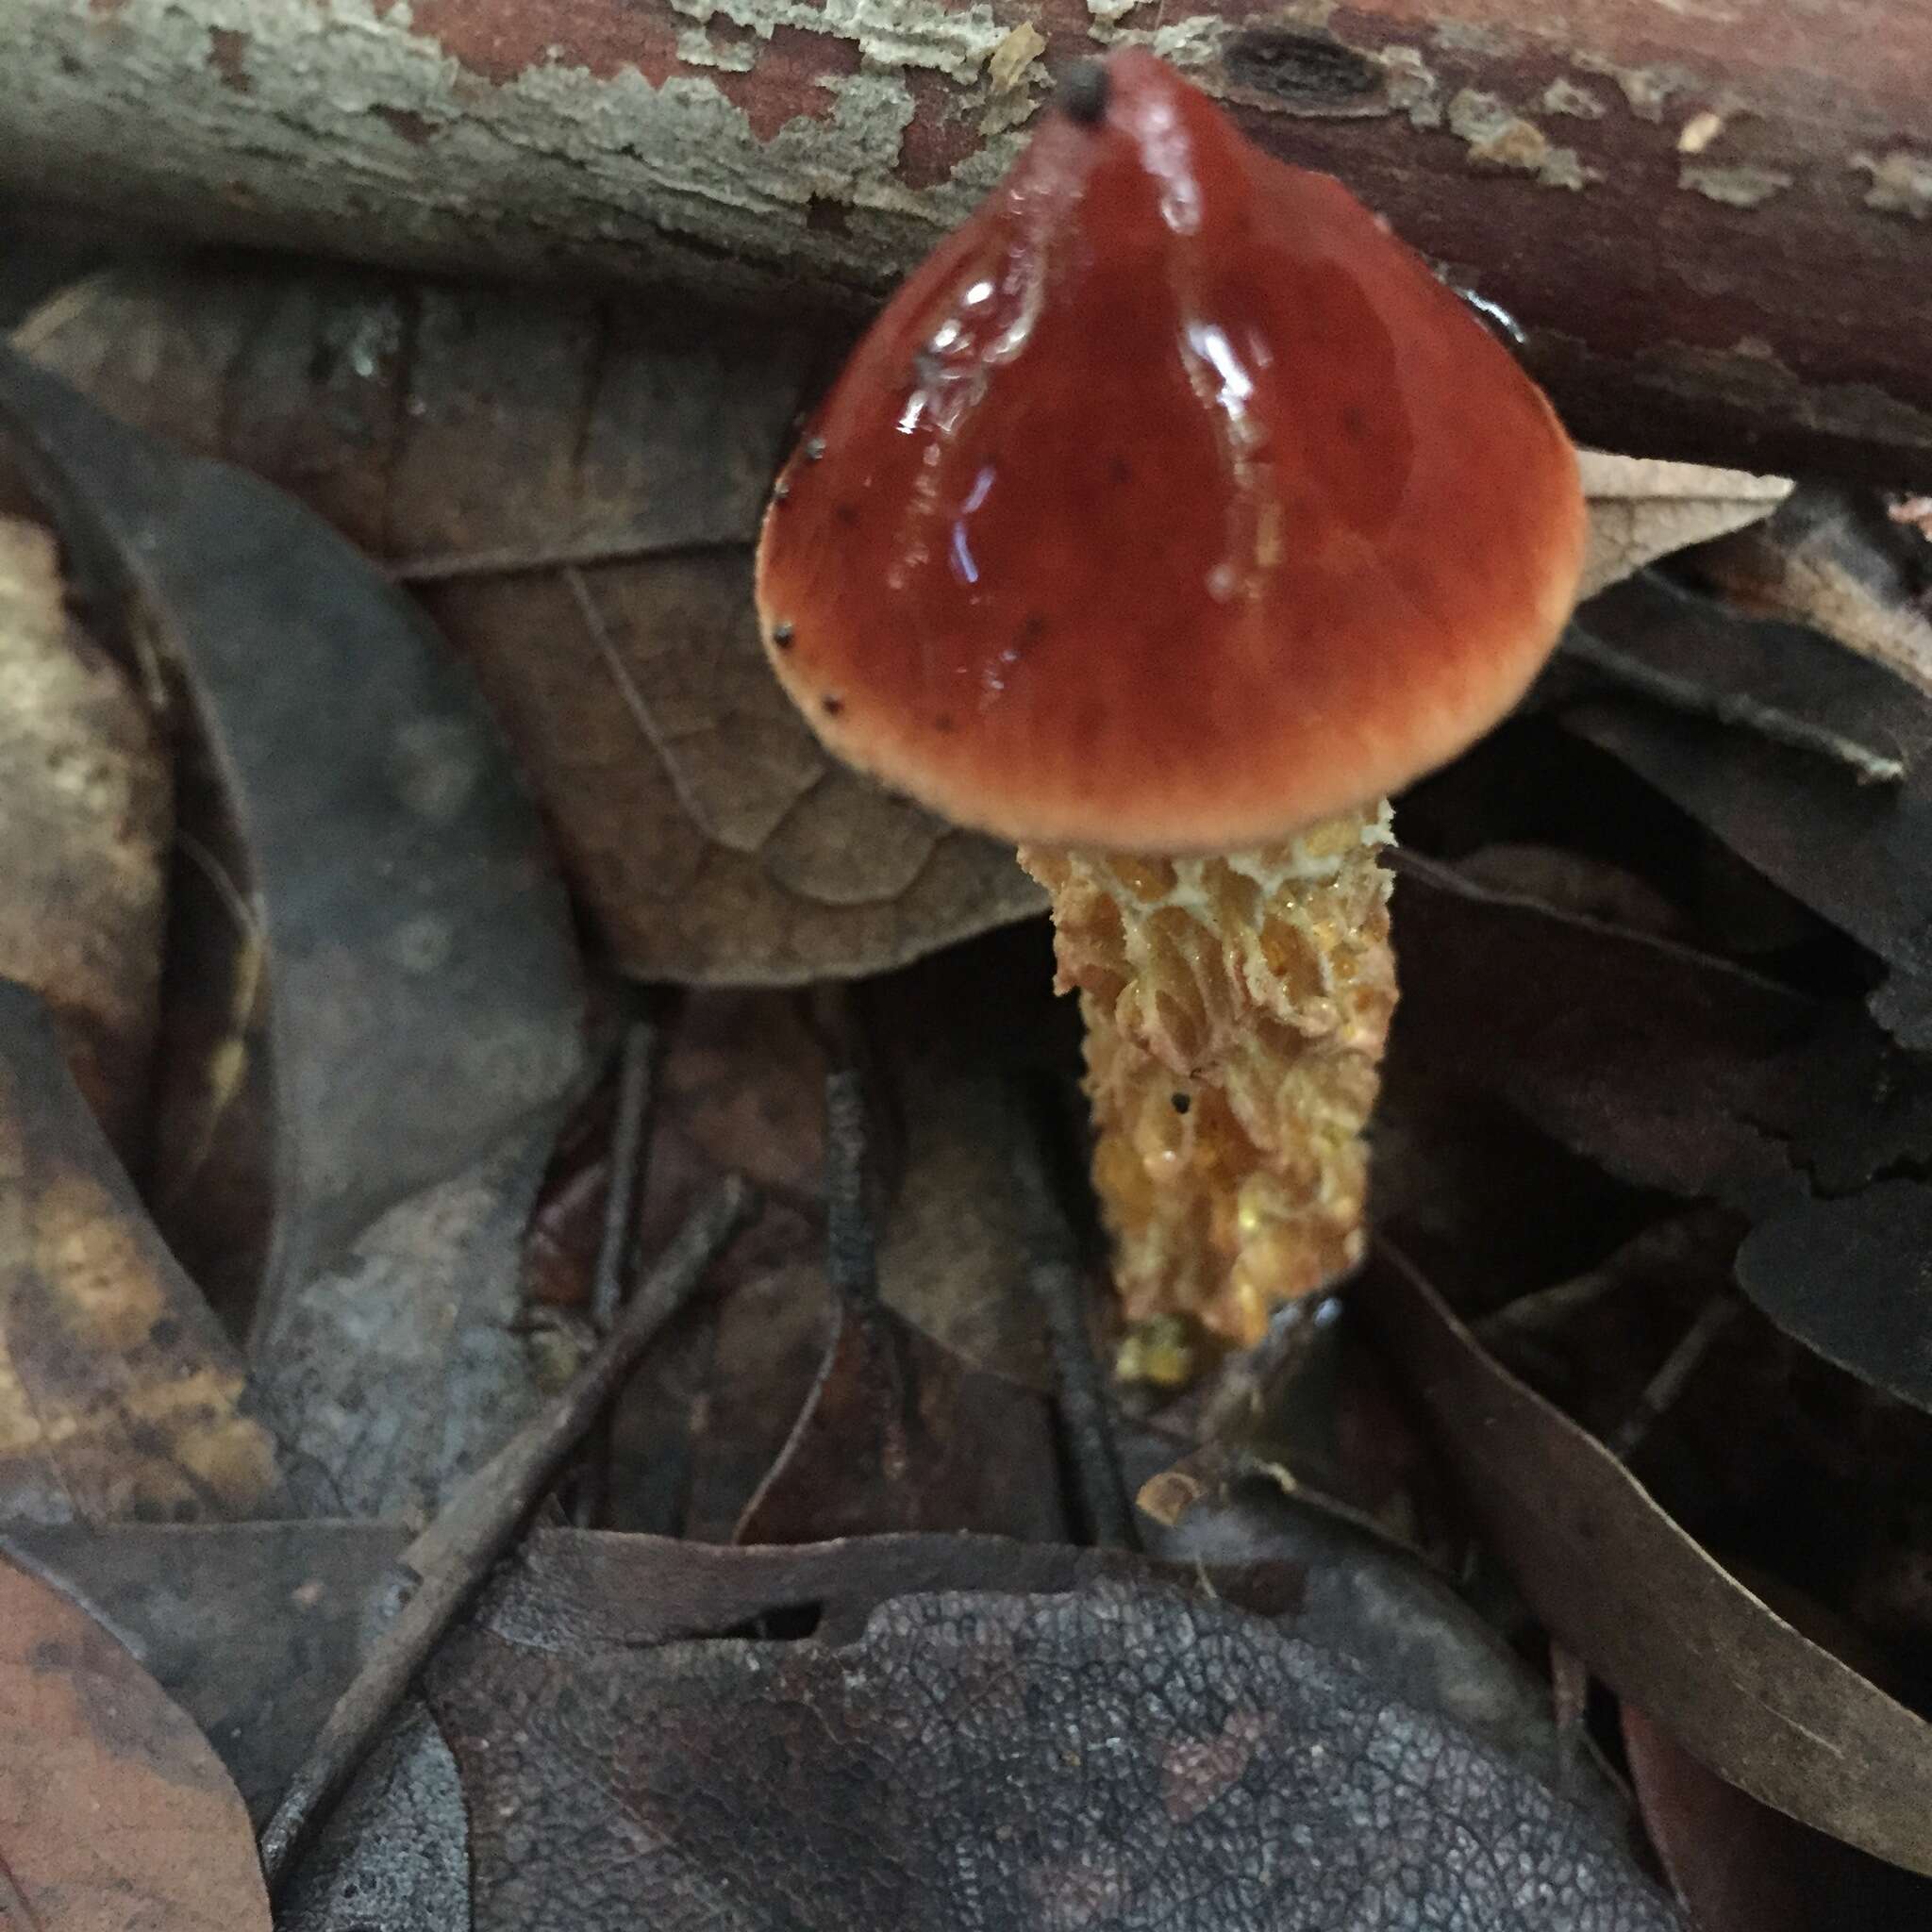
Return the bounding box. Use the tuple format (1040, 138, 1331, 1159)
(1058, 60, 1110, 126)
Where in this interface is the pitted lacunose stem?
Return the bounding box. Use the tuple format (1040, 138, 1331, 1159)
(1019, 804, 1397, 1352)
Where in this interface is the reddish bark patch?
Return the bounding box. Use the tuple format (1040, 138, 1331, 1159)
(805, 195, 852, 237)
(708, 25, 860, 144)
(373, 105, 441, 144)
(208, 27, 253, 92)
(897, 69, 984, 192)
(405, 0, 681, 87)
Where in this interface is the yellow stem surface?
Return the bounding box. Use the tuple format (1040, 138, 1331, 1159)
(1020, 805, 1397, 1356)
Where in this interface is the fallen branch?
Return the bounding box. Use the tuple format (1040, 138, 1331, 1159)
(8, 0, 1932, 478)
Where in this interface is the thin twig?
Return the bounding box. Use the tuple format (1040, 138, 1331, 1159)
(1475, 1270, 1628, 1343)
(1604, 1295, 1740, 1464)
(574, 1014, 659, 1527)
(590, 1021, 660, 1333)
(392, 533, 741, 585)
(820, 1064, 918, 1484)
(1009, 1085, 1137, 1552)
(258, 1175, 757, 1897)
(824, 1069, 881, 1311)
(1548, 1641, 1593, 1800)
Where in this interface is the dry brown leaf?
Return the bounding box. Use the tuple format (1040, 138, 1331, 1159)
(733, 1296, 1069, 1544)
(535, 987, 1062, 1534)
(0, 1552, 272, 1932)
(0, 980, 284, 1524)
(427, 557, 1041, 983)
(875, 1063, 1053, 1387)
(18, 262, 1043, 985)
(0, 511, 168, 1153)
(1622, 1702, 1932, 1928)
(1576, 450, 1791, 600)
(602, 991, 832, 1538)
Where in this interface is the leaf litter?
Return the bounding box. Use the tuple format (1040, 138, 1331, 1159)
(1358, 1242, 1932, 1875)
(0, 511, 168, 1160)
(0, 980, 284, 1524)
(0, 1550, 271, 1932)
(0, 343, 586, 1343)
(15, 261, 1047, 986)
(7, 221, 1932, 1930)
(429, 1541, 1678, 1932)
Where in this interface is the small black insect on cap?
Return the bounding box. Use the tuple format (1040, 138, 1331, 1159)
(1058, 59, 1110, 127)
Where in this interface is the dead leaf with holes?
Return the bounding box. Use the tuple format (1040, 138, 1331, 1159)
(414, 1531, 1678, 1930)
(0, 1552, 272, 1932)
(0, 979, 285, 1524)
(16, 260, 1047, 985)
(0, 510, 168, 1157)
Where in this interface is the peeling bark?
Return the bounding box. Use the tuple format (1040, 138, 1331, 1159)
(6, 0, 1930, 478)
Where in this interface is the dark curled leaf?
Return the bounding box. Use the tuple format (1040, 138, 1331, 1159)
(1390, 860, 1813, 1207)
(1357, 1244, 1932, 1876)
(1557, 573, 1918, 784)
(487, 1529, 1314, 1658)
(1558, 579, 1932, 1048)
(1692, 482, 1932, 703)
(1567, 695, 1932, 984)
(1393, 864, 1932, 1399)
(0, 346, 584, 1342)
(1737, 1182, 1932, 1415)
(430, 1540, 1677, 1931)
(0, 979, 287, 1523)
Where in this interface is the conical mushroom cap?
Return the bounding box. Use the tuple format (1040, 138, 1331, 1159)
(756, 49, 1585, 853)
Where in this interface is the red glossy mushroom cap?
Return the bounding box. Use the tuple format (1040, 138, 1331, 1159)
(755, 49, 1586, 853)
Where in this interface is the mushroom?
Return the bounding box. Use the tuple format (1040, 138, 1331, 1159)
(756, 50, 1585, 1358)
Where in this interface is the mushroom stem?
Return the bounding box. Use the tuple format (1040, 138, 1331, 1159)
(1018, 804, 1397, 1358)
